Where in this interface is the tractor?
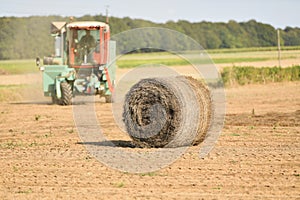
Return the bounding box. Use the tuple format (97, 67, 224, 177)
(36, 20, 116, 105)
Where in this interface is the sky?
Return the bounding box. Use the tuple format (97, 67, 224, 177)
(0, 0, 299, 29)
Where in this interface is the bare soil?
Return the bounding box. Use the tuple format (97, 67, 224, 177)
(0, 70, 299, 199)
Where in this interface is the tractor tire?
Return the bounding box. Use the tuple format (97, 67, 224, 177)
(59, 82, 73, 106)
(104, 95, 113, 103)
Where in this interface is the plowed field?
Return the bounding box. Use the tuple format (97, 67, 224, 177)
(0, 71, 299, 199)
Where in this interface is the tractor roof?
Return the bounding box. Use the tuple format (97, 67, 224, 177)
(67, 21, 109, 30)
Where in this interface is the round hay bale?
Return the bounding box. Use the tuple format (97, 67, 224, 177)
(123, 76, 212, 148)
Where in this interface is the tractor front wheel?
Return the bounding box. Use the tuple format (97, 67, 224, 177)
(104, 95, 113, 103)
(59, 82, 73, 105)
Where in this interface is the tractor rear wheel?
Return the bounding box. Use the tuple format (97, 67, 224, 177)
(59, 82, 72, 105)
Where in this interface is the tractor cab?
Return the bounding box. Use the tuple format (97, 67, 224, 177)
(66, 21, 110, 67)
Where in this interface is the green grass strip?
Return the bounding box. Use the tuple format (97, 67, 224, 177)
(0, 59, 38, 74)
(221, 65, 300, 86)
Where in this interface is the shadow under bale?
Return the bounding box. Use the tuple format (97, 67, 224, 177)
(123, 76, 212, 148)
(76, 140, 137, 148)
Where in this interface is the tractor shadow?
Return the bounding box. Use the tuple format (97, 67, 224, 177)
(9, 99, 104, 106)
(10, 101, 54, 105)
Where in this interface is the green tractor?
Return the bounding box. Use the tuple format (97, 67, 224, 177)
(36, 21, 116, 105)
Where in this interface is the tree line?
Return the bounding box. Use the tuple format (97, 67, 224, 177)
(0, 15, 299, 60)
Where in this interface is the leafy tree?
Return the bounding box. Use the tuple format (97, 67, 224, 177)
(282, 27, 300, 46)
(0, 16, 299, 60)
